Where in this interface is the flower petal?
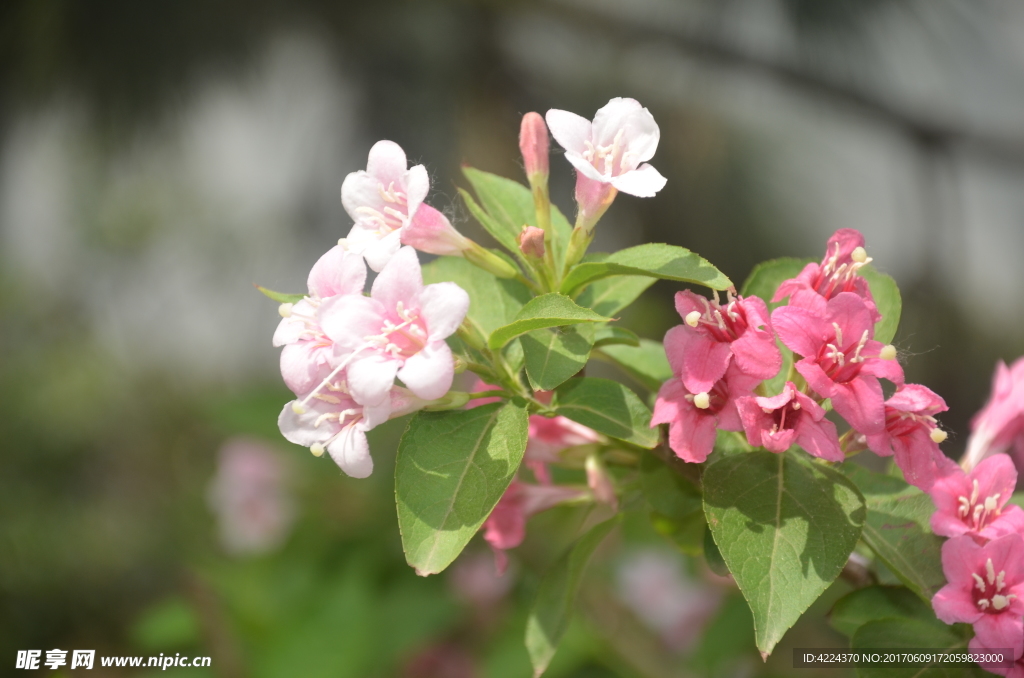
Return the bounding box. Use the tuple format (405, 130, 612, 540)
(398, 341, 455, 401)
(545, 109, 592, 154)
(319, 294, 384, 351)
(366, 140, 408, 185)
(371, 246, 423, 310)
(307, 246, 367, 299)
(347, 354, 400, 406)
(327, 425, 374, 478)
(420, 281, 470, 341)
(609, 163, 667, 197)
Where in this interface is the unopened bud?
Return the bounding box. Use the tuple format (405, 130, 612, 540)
(930, 428, 948, 444)
(278, 302, 293, 318)
(291, 402, 306, 415)
(518, 225, 546, 259)
(684, 311, 701, 327)
(851, 246, 868, 263)
(693, 392, 711, 409)
(880, 344, 897, 361)
(310, 442, 325, 457)
(519, 112, 549, 180)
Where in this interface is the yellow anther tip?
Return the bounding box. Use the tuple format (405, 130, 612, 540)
(694, 392, 711, 409)
(931, 428, 948, 444)
(291, 402, 306, 415)
(278, 303, 293, 318)
(684, 311, 701, 328)
(310, 443, 325, 457)
(851, 246, 868, 263)
(880, 344, 897, 361)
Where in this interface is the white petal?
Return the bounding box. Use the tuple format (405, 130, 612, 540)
(371, 246, 423, 308)
(273, 316, 304, 347)
(362, 399, 394, 429)
(419, 281, 470, 341)
(565, 152, 608, 182)
(545, 109, 592, 154)
(609, 163, 667, 198)
(397, 341, 454, 401)
(280, 342, 329, 396)
(278, 402, 331, 447)
(347, 354, 400, 406)
(319, 294, 384, 350)
(366, 140, 408, 185)
(328, 425, 374, 478)
(591, 97, 644, 145)
(403, 164, 430, 215)
(341, 171, 386, 223)
(362, 229, 403, 272)
(307, 245, 366, 298)
(620, 108, 660, 165)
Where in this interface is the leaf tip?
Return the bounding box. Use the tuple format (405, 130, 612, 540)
(759, 650, 770, 662)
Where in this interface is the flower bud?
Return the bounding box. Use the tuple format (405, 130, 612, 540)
(463, 241, 520, 280)
(519, 112, 549, 181)
(518, 225, 546, 259)
(401, 206, 471, 256)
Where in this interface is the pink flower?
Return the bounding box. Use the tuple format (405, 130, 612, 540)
(651, 365, 761, 464)
(866, 384, 949, 490)
(963, 358, 1024, 472)
(320, 246, 469, 406)
(929, 454, 1024, 541)
(666, 290, 781, 395)
(483, 480, 590, 574)
(735, 382, 842, 460)
(547, 98, 666, 226)
(773, 228, 879, 321)
(519, 112, 549, 181)
(517, 225, 546, 259)
(272, 245, 366, 395)
(932, 534, 1024, 660)
(206, 437, 296, 556)
(771, 292, 903, 435)
(341, 140, 467, 270)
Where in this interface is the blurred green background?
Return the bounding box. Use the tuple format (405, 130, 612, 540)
(3, 0, 1024, 676)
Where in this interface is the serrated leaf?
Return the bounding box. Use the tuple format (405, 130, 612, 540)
(597, 339, 673, 392)
(487, 293, 609, 350)
(525, 515, 621, 678)
(829, 585, 933, 638)
(553, 378, 658, 449)
(255, 285, 306, 304)
(703, 450, 865, 657)
(740, 257, 813, 307)
(843, 465, 945, 601)
(422, 256, 531, 336)
(852, 618, 988, 678)
(861, 265, 902, 345)
(522, 325, 595, 391)
(396, 402, 529, 576)
(592, 326, 639, 349)
(574, 267, 655, 316)
(560, 243, 732, 296)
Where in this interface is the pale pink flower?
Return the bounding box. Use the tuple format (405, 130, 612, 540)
(929, 454, 1024, 541)
(206, 437, 296, 556)
(666, 290, 781, 395)
(963, 358, 1024, 472)
(483, 480, 590, 575)
(320, 246, 469, 407)
(773, 228, 879, 321)
(651, 365, 761, 464)
(866, 384, 949, 490)
(341, 140, 469, 270)
(735, 382, 842, 461)
(932, 534, 1024, 660)
(772, 292, 903, 436)
(272, 245, 366, 395)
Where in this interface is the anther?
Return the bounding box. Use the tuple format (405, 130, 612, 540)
(693, 392, 711, 409)
(974, 573, 987, 592)
(279, 303, 294, 318)
(851, 246, 868, 264)
(310, 443, 325, 457)
(993, 594, 1011, 611)
(880, 344, 897, 361)
(930, 428, 947, 444)
(291, 402, 307, 415)
(791, 401, 801, 410)
(685, 311, 702, 327)
(978, 598, 990, 610)
(338, 238, 347, 247)
(987, 558, 996, 585)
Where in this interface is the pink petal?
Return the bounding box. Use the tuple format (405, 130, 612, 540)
(397, 341, 455, 401)
(771, 263, 818, 303)
(403, 163, 430, 215)
(730, 331, 782, 380)
(347, 354, 400, 406)
(319, 294, 384, 351)
(762, 428, 797, 453)
(735, 396, 773, 448)
(362, 229, 403, 273)
(609, 163, 666, 197)
(662, 325, 689, 376)
(545, 109, 592, 154)
(341, 170, 387, 223)
(830, 376, 886, 435)
(591, 98, 648, 152)
(795, 359, 836, 399)
(273, 315, 306, 347)
(973, 614, 1024, 660)
(679, 335, 733, 396)
(371, 246, 423, 311)
(280, 342, 330, 396)
(826, 292, 875, 343)
(887, 383, 948, 415)
(795, 417, 843, 461)
(940, 535, 985, 589)
(772, 306, 829, 358)
(307, 245, 367, 299)
(419, 281, 470, 341)
(565, 151, 609, 182)
(366, 140, 409, 184)
(277, 402, 329, 448)
(401, 204, 469, 256)
(980, 505, 1024, 541)
(931, 582, 982, 625)
(327, 425, 373, 478)
(892, 435, 942, 490)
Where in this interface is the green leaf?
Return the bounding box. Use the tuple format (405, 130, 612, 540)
(703, 527, 730, 577)
(829, 585, 933, 638)
(255, 285, 306, 304)
(395, 402, 529, 576)
(852, 618, 987, 678)
(459, 186, 519, 254)
(525, 515, 621, 678)
(740, 257, 812, 307)
(553, 377, 658, 449)
(640, 452, 702, 518)
(574, 266, 655, 316)
(487, 293, 609, 350)
(592, 326, 639, 349)
(522, 325, 595, 391)
(422, 256, 532, 336)
(703, 450, 866, 657)
(843, 465, 945, 601)
(597, 340, 673, 393)
(560, 243, 732, 296)
(651, 511, 706, 556)
(861, 264, 902, 345)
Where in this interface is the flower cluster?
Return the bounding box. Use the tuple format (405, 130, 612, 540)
(652, 228, 949, 489)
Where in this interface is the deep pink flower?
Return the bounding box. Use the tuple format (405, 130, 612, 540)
(963, 358, 1024, 472)
(866, 384, 949, 490)
(483, 481, 590, 574)
(273, 245, 366, 395)
(929, 454, 1024, 541)
(735, 381, 842, 460)
(651, 365, 761, 464)
(932, 534, 1024, 660)
(666, 290, 781, 395)
(771, 292, 903, 435)
(341, 140, 469, 270)
(773, 228, 879, 321)
(320, 246, 468, 406)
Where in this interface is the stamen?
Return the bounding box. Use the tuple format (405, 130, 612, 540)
(978, 598, 990, 610)
(997, 570, 1006, 591)
(880, 344, 897, 361)
(974, 573, 987, 592)
(279, 303, 294, 318)
(310, 443, 325, 457)
(851, 246, 868, 263)
(791, 401, 801, 410)
(992, 594, 1012, 610)
(986, 495, 1000, 513)
(832, 322, 843, 347)
(292, 402, 307, 415)
(693, 392, 711, 409)
(987, 558, 996, 585)
(685, 311, 702, 328)
(313, 394, 341, 404)
(958, 496, 971, 518)
(931, 428, 948, 444)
